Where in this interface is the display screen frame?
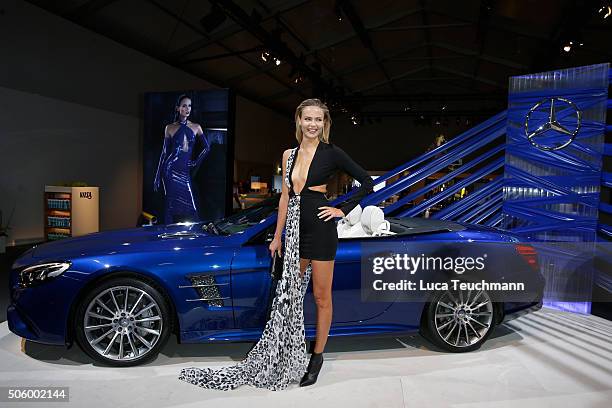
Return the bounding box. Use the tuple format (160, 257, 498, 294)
(142, 89, 235, 225)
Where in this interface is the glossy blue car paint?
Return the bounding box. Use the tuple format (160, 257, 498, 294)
(7, 210, 544, 348)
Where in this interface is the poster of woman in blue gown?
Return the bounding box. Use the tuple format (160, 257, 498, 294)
(153, 95, 210, 224)
(143, 90, 233, 225)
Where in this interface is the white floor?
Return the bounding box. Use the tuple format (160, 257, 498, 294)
(1, 307, 611, 408)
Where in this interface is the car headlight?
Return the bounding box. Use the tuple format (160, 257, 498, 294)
(19, 262, 71, 287)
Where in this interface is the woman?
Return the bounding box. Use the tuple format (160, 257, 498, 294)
(179, 98, 373, 390)
(154, 94, 210, 224)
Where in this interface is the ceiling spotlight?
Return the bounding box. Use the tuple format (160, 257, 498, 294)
(562, 41, 573, 53)
(293, 73, 305, 84)
(260, 51, 282, 66)
(350, 114, 360, 126)
(598, 3, 612, 19)
(403, 104, 412, 112)
(334, 1, 343, 22)
(441, 104, 447, 111)
(561, 38, 584, 54)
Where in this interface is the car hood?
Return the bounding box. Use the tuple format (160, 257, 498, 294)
(31, 223, 220, 260)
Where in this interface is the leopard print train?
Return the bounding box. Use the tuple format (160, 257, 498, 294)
(178, 147, 312, 391)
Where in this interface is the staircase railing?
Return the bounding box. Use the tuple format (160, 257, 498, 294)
(330, 111, 507, 225)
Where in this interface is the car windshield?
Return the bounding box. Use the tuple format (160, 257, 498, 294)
(212, 195, 279, 235)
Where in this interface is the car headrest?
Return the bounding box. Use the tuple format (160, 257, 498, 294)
(345, 205, 362, 226)
(337, 205, 362, 235)
(361, 206, 385, 235)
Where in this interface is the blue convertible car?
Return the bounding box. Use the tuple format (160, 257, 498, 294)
(7, 198, 544, 366)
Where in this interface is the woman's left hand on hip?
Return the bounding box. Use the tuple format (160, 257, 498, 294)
(317, 206, 345, 222)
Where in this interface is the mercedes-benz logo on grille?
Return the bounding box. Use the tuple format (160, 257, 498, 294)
(524, 97, 581, 151)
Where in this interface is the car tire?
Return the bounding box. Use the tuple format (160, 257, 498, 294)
(75, 277, 171, 367)
(420, 284, 496, 352)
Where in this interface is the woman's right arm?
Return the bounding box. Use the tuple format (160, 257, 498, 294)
(154, 126, 171, 192)
(269, 149, 291, 257)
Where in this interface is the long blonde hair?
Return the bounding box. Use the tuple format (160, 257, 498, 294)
(294, 98, 332, 144)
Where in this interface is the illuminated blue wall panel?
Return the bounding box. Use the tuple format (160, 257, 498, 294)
(502, 63, 609, 313)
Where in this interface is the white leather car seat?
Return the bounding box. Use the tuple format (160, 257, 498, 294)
(361, 206, 388, 236)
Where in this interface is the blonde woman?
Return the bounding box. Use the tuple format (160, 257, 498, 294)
(179, 99, 373, 390)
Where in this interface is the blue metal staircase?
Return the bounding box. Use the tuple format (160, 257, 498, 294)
(333, 110, 507, 226)
(331, 68, 611, 242)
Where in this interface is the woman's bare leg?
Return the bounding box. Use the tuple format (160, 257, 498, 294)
(310, 260, 334, 353)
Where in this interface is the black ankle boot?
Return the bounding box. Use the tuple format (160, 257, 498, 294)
(300, 352, 324, 387)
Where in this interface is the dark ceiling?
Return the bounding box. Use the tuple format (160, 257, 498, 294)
(27, 0, 612, 120)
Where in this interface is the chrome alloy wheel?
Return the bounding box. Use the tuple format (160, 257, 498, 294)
(434, 289, 493, 348)
(83, 286, 163, 361)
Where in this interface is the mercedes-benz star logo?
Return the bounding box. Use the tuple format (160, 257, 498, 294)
(524, 97, 581, 151)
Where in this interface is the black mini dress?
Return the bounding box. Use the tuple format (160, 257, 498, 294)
(287, 141, 374, 261)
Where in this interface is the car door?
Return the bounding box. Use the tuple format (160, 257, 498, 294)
(230, 237, 276, 330)
(303, 236, 397, 325)
(231, 227, 399, 328)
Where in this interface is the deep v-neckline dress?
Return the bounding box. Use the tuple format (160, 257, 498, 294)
(178, 147, 312, 391)
(289, 141, 320, 195)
